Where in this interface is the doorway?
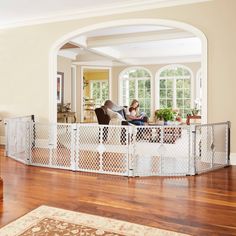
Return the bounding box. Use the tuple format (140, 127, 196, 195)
(81, 66, 111, 122)
(50, 19, 207, 124)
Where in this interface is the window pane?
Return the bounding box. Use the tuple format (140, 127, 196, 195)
(176, 99, 183, 108)
(167, 89, 173, 98)
(145, 80, 151, 90)
(145, 109, 151, 117)
(160, 79, 166, 89)
(146, 90, 151, 98)
(184, 89, 190, 98)
(160, 99, 167, 108)
(139, 99, 144, 109)
(166, 79, 173, 88)
(176, 79, 183, 88)
(129, 80, 135, 99)
(160, 89, 166, 98)
(145, 99, 151, 108)
(184, 99, 191, 108)
(176, 89, 183, 99)
(160, 70, 165, 77)
(138, 89, 145, 98)
(184, 79, 191, 89)
(138, 80, 145, 89)
(167, 100, 173, 108)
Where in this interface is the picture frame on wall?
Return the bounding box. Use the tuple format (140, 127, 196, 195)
(57, 72, 64, 104)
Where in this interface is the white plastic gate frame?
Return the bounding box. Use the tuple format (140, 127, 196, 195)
(4, 117, 230, 177)
(4, 115, 33, 164)
(193, 122, 230, 174)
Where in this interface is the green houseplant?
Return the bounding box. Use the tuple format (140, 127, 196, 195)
(155, 108, 176, 124)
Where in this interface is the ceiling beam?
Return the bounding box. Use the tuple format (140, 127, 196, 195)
(60, 42, 80, 49)
(87, 29, 195, 48)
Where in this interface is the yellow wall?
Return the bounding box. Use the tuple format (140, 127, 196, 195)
(83, 71, 109, 98)
(0, 0, 236, 152)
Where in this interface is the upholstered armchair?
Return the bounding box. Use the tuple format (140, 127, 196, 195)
(95, 107, 129, 126)
(94, 107, 129, 144)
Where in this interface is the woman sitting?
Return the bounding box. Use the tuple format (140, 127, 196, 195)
(126, 99, 148, 126)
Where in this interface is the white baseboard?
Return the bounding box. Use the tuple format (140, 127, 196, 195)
(230, 153, 236, 165)
(0, 136, 5, 145)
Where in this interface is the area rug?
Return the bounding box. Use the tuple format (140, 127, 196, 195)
(0, 206, 189, 236)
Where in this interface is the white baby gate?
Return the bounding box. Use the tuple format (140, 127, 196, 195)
(4, 116, 230, 177)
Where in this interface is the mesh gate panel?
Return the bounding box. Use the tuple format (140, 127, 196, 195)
(5, 116, 230, 177)
(195, 123, 229, 174)
(5, 116, 32, 164)
(132, 125, 192, 176)
(77, 124, 129, 175)
(31, 123, 74, 170)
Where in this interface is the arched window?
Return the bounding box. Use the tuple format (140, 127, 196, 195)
(157, 65, 193, 118)
(120, 67, 151, 117)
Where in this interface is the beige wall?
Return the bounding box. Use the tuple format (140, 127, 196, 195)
(57, 56, 72, 104)
(0, 0, 236, 151)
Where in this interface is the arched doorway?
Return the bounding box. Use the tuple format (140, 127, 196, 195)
(49, 18, 208, 123)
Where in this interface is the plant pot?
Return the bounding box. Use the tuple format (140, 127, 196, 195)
(155, 119, 164, 125)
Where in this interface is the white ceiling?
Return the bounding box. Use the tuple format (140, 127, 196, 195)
(92, 37, 201, 63)
(85, 25, 171, 37)
(0, 0, 211, 29)
(58, 24, 202, 66)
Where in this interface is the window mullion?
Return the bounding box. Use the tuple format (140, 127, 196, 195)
(126, 80, 129, 106)
(173, 79, 176, 109)
(135, 78, 138, 100)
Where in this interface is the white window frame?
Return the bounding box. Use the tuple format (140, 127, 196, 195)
(118, 67, 153, 115)
(89, 80, 109, 106)
(155, 64, 194, 112)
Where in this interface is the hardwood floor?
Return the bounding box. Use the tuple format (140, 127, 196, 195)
(0, 147, 236, 236)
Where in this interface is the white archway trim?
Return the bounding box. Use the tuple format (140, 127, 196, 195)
(49, 18, 208, 123)
(155, 64, 194, 111)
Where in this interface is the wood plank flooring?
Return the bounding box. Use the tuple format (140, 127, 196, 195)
(0, 147, 236, 236)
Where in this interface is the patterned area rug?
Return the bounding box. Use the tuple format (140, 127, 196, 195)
(0, 206, 190, 236)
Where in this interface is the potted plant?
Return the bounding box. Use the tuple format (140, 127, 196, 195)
(155, 108, 176, 125)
